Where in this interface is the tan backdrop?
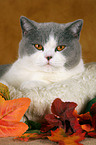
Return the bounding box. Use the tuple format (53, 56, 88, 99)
(0, 0, 96, 65)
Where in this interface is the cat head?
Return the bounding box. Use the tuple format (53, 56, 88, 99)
(19, 16, 83, 71)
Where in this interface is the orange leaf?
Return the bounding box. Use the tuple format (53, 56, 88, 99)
(81, 124, 94, 132)
(0, 96, 31, 137)
(0, 96, 31, 122)
(16, 132, 50, 141)
(48, 128, 85, 145)
(0, 120, 28, 137)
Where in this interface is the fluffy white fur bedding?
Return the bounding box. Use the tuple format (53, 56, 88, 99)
(9, 63, 96, 122)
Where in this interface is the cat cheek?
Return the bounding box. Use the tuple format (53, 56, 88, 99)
(51, 54, 66, 67)
(36, 57, 47, 66)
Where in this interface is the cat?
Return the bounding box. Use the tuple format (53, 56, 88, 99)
(0, 16, 85, 90)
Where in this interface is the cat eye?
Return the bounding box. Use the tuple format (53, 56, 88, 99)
(34, 44, 44, 51)
(55, 45, 66, 51)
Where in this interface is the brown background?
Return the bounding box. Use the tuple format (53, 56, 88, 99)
(0, 0, 96, 65)
(0, 1, 96, 144)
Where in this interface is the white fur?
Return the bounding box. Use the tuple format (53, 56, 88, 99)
(44, 35, 57, 57)
(1, 55, 84, 88)
(8, 63, 96, 122)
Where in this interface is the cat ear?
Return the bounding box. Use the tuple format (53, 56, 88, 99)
(68, 19, 83, 38)
(20, 16, 36, 35)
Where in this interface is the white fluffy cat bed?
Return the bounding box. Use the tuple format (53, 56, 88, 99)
(9, 62, 96, 122)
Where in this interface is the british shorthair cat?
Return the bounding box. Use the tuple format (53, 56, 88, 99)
(0, 16, 84, 90)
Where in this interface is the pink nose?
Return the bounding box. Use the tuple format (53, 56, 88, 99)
(46, 56, 52, 61)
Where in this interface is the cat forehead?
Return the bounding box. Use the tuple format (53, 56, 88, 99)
(37, 21, 67, 29)
(44, 35, 57, 49)
(37, 22, 67, 36)
(26, 22, 69, 45)
(21, 17, 83, 43)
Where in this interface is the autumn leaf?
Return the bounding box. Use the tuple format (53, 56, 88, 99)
(0, 96, 31, 137)
(0, 83, 10, 100)
(0, 96, 31, 122)
(15, 132, 50, 142)
(77, 105, 96, 137)
(90, 103, 96, 130)
(81, 124, 94, 132)
(40, 120, 56, 132)
(48, 128, 85, 145)
(88, 131, 96, 138)
(0, 120, 28, 137)
(43, 98, 82, 134)
(78, 112, 92, 124)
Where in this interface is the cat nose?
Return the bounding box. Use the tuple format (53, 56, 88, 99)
(46, 56, 52, 61)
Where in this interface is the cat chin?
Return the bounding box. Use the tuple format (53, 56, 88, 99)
(39, 64, 60, 72)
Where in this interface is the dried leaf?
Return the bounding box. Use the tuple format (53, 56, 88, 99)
(90, 103, 96, 130)
(45, 114, 63, 128)
(88, 131, 96, 138)
(52, 99, 82, 133)
(81, 124, 94, 132)
(0, 96, 31, 137)
(16, 132, 50, 141)
(40, 121, 55, 132)
(48, 128, 85, 145)
(0, 83, 10, 100)
(44, 98, 82, 134)
(78, 112, 92, 124)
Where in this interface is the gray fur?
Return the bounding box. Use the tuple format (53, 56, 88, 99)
(0, 64, 12, 78)
(19, 16, 83, 69)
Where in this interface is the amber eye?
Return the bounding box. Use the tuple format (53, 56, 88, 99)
(34, 44, 44, 51)
(56, 45, 66, 51)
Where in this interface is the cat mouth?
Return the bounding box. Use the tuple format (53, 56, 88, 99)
(47, 62, 50, 65)
(46, 62, 53, 66)
(43, 63, 52, 68)
(46, 64, 51, 67)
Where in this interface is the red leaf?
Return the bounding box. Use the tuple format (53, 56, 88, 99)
(45, 114, 63, 128)
(88, 131, 96, 138)
(41, 124, 55, 132)
(41, 114, 63, 132)
(92, 115, 96, 130)
(78, 112, 92, 124)
(90, 103, 96, 116)
(90, 103, 96, 130)
(51, 98, 77, 117)
(51, 98, 82, 133)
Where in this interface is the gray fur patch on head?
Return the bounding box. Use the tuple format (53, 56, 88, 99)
(19, 16, 83, 69)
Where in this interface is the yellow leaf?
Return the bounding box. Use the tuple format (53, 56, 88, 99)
(0, 83, 10, 100)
